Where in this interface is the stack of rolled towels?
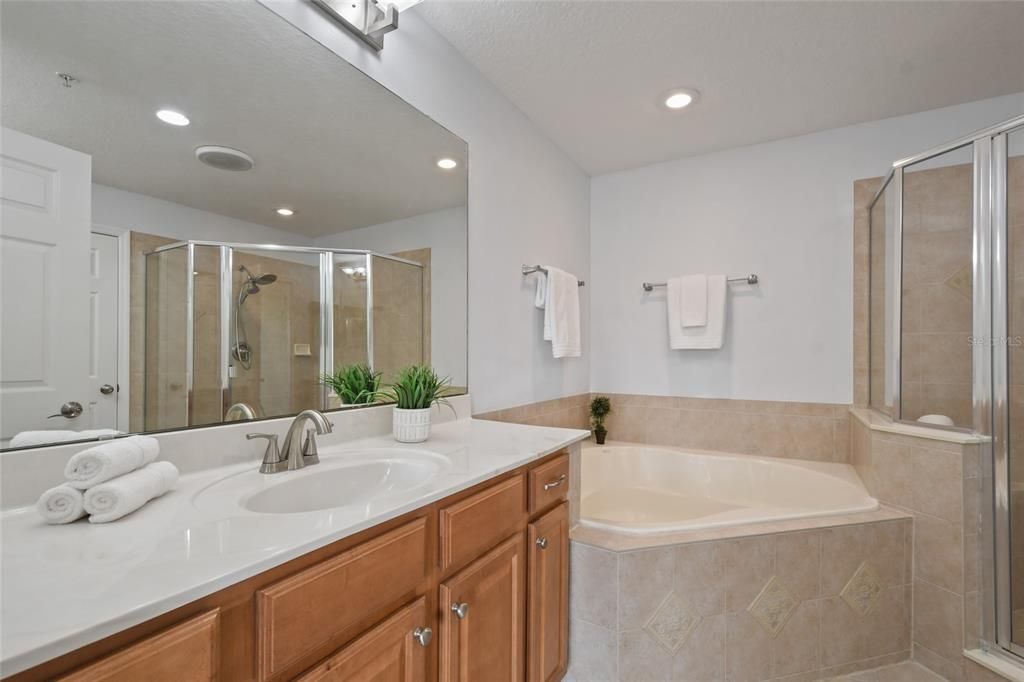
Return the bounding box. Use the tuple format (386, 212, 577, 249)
(36, 436, 179, 524)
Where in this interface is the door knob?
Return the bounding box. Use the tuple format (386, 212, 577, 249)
(99, 384, 115, 395)
(450, 602, 469, 619)
(47, 402, 83, 419)
(536, 537, 549, 549)
(413, 626, 433, 647)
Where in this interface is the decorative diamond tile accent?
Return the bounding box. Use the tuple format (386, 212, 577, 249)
(642, 591, 701, 653)
(747, 575, 798, 637)
(841, 561, 883, 616)
(945, 263, 973, 299)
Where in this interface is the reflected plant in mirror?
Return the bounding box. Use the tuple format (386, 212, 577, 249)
(0, 0, 468, 451)
(322, 364, 383, 406)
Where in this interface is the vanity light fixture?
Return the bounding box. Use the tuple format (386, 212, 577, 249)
(156, 109, 190, 126)
(660, 88, 700, 111)
(312, 0, 423, 52)
(436, 158, 458, 170)
(275, 208, 295, 217)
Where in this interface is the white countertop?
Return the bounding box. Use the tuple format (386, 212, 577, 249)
(0, 418, 588, 676)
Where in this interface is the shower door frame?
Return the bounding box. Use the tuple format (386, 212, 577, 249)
(144, 241, 424, 424)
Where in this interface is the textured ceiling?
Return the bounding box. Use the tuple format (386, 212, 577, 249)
(416, 0, 1024, 175)
(1, 1, 467, 236)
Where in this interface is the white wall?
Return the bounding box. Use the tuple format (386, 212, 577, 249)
(590, 92, 1024, 404)
(262, 1, 591, 414)
(92, 183, 315, 245)
(315, 206, 468, 387)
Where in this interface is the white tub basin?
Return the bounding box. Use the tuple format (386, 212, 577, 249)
(193, 449, 450, 515)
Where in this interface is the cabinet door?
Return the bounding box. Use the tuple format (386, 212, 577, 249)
(296, 598, 432, 682)
(527, 503, 569, 682)
(439, 534, 525, 682)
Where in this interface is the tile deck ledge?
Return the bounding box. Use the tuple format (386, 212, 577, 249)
(849, 406, 989, 445)
(965, 648, 1024, 681)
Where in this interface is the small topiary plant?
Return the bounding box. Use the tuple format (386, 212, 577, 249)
(321, 364, 382, 406)
(590, 396, 611, 444)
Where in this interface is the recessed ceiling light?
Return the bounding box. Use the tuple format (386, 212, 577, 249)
(436, 158, 458, 170)
(275, 208, 295, 217)
(156, 109, 190, 126)
(660, 88, 700, 111)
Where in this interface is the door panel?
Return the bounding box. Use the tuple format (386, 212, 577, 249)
(0, 127, 92, 444)
(527, 503, 569, 682)
(89, 233, 119, 430)
(296, 598, 431, 682)
(439, 534, 525, 682)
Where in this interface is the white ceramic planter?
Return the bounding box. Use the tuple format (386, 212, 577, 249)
(393, 407, 431, 443)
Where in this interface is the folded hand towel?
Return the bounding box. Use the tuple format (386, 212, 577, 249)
(678, 274, 708, 327)
(64, 436, 160, 489)
(84, 461, 179, 523)
(10, 429, 120, 449)
(534, 271, 547, 310)
(541, 266, 581, 358)
(668, 274, 727, 349)
(36, 484, 86, 525)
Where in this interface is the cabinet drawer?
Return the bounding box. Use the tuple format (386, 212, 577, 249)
(256, 517, 429, 681)
(59, 609, 219, 682)
(528, 454, 569, 514)
(296, 597, 431, 682)
(440, 475, 526, 574)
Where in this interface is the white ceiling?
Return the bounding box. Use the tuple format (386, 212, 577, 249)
(416, 0, 1024, 176)
(1, 1, 467, 237)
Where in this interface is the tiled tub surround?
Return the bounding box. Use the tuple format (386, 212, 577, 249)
(479, 394, 852, 462)
(566, 515, 914, 682)
(849, 408, 986, 681)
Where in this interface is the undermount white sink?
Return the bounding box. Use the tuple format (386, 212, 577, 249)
(192, 449, 450, 515)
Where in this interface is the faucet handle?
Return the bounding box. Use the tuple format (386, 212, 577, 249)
(302, 429, 320, 465)
(248, 433, 285, 473)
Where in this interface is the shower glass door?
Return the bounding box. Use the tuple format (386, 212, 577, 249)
(228, 248, 322, 419)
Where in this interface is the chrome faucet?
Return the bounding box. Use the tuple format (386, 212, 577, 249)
(247, 410, 333, 474)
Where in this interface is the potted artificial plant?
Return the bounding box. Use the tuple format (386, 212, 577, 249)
(386, 365, 452, 443)
(590, 396, 611, 444)
(321, 364, 382, 407)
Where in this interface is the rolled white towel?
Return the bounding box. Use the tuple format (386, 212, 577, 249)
(64, 436, 159, 490)
(84, 461, 179, 523)
(36, 484, 87, 525)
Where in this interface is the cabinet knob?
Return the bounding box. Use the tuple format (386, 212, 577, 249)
(536, 537, 549, 549)
(450, 602, 470, 619)
(413, 626, 433, 647)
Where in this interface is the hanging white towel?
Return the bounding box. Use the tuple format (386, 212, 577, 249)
(540, 266, 581, 358)
(36, 484, 87, 525)
(667, 274, 727, 349)
(678, 274, 708, 327)
(84, 461, 179, 523)
(64, 436, 160, 490)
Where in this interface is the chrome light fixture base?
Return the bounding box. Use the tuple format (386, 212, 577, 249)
(312, 0, 398, 51)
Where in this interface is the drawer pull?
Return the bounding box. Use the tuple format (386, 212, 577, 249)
(451, 602, 470, 619)
(413, 626, 433, 647)
(543, 475, 566, 491)
(536, 537, 549, 549)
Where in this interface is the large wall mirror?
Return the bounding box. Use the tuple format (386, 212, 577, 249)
(0, 0, 468, 451)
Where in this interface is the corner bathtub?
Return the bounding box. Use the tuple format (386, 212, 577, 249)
(579, 444, 878, 535)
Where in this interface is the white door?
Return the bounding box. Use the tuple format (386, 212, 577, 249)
(89, 232, 119, 430)
(0, 127, 93, 445)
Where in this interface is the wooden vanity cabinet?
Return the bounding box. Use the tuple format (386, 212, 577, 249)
(10, 450, 572, 682)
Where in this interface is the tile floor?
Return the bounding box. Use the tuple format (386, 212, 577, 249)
(831, 661, 947, 681)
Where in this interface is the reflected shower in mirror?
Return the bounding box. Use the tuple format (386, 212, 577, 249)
(0, 0, 468, 450)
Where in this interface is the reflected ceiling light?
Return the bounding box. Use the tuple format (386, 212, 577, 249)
(436, 158, 458, 170)
(275, 208, 295, 217)
(156, 109, 190, 126)
(660, 88, 700, 111)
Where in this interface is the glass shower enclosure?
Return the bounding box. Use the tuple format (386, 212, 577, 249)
(143, 242, 424, 431)
(867, 114, 1024, 661)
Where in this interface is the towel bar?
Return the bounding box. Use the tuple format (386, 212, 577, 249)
(522, 264, 585, 287)
(642, 274, 758, 291)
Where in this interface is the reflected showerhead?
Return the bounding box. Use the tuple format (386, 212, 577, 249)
(253, 273, 277, 285)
